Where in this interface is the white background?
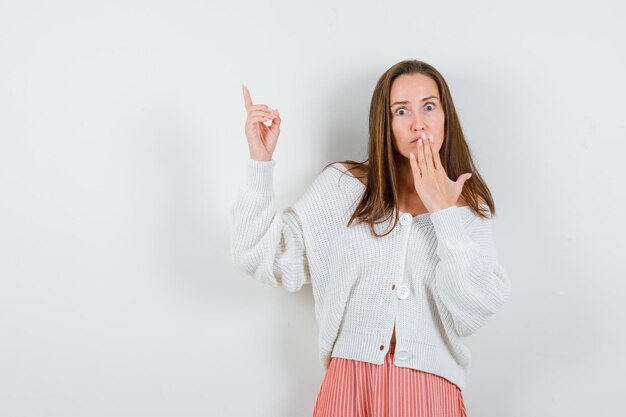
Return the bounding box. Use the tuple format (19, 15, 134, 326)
(1, 1, 625, 416)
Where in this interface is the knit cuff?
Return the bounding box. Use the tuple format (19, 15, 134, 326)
(245, 158, 275, 193)
(429, 205, 470, 243)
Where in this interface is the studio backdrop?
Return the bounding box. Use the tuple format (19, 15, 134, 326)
(1, 1, 624, 416)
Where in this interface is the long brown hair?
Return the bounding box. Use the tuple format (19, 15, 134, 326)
(323, 59, 496, 237)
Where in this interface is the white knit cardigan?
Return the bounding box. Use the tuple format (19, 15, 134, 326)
(229, 158, 512, 391)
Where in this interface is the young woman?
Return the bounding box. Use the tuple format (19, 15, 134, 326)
(230, 59, 512, 417)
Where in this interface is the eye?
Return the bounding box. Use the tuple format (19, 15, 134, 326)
(394, 107, 407, 116)
(424, 102, 435, 111)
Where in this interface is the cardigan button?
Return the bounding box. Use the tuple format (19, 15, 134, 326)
(396, 285, 410, 299)
(395, 348, 410, 360)
(400, 213, 413, 225)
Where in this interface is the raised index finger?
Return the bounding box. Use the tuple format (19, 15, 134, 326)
(242, 84, 253, 109)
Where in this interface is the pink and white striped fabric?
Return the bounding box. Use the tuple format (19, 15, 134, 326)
(312, 343, 468, 417)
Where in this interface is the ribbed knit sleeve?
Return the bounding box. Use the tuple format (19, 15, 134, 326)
(429, 205, 512, 337)
(229, 158, 311, 292)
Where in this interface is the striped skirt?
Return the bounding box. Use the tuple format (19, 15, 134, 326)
(312, 342, 468, 417)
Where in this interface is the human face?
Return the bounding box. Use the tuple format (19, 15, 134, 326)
(389, 73, 445, 160)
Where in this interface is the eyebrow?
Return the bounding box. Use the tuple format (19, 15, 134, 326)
(390, 96, 439, 107)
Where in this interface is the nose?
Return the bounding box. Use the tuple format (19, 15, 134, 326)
(411, 115, 425, 132)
